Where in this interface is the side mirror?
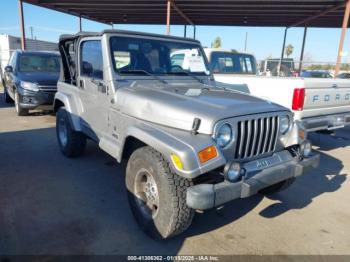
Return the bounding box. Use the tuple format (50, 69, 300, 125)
(82, 61, 93, 76)
(4, 65, 13, 73)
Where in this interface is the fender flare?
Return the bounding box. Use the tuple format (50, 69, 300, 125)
(54, 92, 82, 131)
(122, 124, 225, 179)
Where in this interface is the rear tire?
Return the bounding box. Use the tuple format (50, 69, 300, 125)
(259, 177, 296, 195)
(56, 107, 86, 158)
(126, 146, 194, 240)
(14, 91, 28, 116)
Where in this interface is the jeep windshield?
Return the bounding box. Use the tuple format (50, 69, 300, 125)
(110, 36, 209, 76)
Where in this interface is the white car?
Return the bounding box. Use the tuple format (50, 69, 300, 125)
(172, 48, 350, 133)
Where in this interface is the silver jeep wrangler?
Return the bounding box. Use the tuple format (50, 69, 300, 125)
(54, 30, 319, 239)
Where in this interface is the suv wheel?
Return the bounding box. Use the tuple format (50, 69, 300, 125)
(126, 146, 194, 239)
(56, 107, 86, 158)
(14, 91, 28, 116)
(259, 177, 296, 195)
(3, 84, 13, 103)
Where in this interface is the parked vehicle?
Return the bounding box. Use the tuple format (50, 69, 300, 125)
(260, 58, 295, 77)
(54, 30, 319, 239)
(300, 70, 333, 78)
(0, 34, 58, 83)
(337, 72, 350, 79)
(2, 50, 60, 115)
(190, 48, 350, 133)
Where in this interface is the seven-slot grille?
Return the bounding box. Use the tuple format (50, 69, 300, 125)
(235, 115, 280, 159)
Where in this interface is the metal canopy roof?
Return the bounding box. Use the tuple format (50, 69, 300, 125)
(23, 0, 348, 28)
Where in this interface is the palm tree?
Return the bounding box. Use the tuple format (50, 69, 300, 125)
(211, 37, 222, 48)
(285, 44, 294, 58)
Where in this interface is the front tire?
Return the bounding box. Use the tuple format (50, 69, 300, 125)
(3, 84, 13, 103)
(126, 146, 194, 239)
(14, 91, 28, 116)
(56, 107, 86, 158)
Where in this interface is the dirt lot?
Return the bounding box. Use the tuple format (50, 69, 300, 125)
(0, 85, 349, 256)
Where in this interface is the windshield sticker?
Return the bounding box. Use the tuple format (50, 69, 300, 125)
(188, 56, 206, 72)
(185, 89, 202, 96)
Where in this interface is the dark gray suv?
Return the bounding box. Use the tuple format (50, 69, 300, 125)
(2, 50, 60, 115)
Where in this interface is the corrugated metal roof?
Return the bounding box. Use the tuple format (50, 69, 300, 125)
(23, 0, 348, 28)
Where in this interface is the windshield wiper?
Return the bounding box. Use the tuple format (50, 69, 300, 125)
(167, 71, 206, 85)
(118, 69, 167, 84)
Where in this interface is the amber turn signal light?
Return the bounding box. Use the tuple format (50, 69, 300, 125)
(299, 128, 306, 140)
(198, 146, 218, 164)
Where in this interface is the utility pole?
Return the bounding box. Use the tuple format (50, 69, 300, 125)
(244, 32, 248, 52)
(18, 0, 26, 50)
(29, 26, 34, 40)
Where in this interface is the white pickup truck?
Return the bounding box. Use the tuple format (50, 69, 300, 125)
(172, 48, 350, 133)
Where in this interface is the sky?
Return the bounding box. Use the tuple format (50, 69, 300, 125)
(0, 0, 349, 64)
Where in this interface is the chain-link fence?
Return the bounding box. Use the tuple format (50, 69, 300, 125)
(257, 59, 350, 77)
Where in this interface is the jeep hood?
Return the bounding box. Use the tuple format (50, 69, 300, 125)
(115, 83, 287, 135)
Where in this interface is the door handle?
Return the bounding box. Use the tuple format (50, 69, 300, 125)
(79, 80, 84, 89)
(91, 79, 107, 93)
(98, 83, 107, 93)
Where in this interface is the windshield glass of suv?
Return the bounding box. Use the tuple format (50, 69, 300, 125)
(210, 52, 257, 74)
(110, 36, 209, 75)
(18, 54, 60, 72)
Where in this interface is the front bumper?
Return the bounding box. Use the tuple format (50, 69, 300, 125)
(301, 112, 350, 132)
(18, 88, 56, 110)
(186, 151, 320, 210)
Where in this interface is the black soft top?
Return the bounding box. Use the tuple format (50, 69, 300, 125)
(58, 29, 201, 86)
(59, 29, 201, 44)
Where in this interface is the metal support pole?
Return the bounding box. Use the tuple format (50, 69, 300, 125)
(298, 26, 308, 75)
(18, 0, 26, 50)
(278, 28, 288, 76)
(335, 0, 350, 77)
(244, 32, 248, 52)
(184, 25, 187, 38)
(79, 16, 82, 32)
(166, 0, 171, 35)
(193, 25, 196, 39)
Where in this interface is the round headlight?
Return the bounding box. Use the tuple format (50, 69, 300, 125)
(280, 115, 290, 134)
(215, 123, 233, 148)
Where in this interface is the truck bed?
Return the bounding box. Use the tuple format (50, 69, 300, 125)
(214, 75, 350, 124)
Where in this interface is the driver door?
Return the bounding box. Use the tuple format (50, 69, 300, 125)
(77, 39, 109, 139)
